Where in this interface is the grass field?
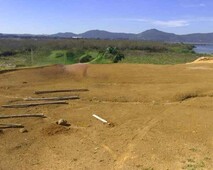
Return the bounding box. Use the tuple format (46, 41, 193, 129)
(0, 39, 206, 69)
(121, 50, 199, 64)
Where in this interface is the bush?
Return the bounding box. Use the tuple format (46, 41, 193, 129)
(106, 46, 118, 54)
(0, 51, 16, 57)
(105, 47, 125, 63)
(55, 52, 64, 58)
(79, 54, 93, 63)
(113, 53, 125, 63)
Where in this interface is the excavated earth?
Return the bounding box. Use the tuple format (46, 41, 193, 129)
(0, 64, 213, 170)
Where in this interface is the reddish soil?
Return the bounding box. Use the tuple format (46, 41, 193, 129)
(0, 64, 213, 170)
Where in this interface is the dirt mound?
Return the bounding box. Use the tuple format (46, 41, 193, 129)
(63, 63, 88, 77)
(41, 124, 71, 136)
(34, 63, 89, 80)
(191, 56, 213, 63)
(38, 64, 64, 75)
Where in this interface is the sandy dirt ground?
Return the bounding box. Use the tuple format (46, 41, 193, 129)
(190, 57, 213, 64)
(0, 63, 213, 170)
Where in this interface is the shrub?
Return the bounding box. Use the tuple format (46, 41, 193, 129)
(106, 46, 118, 54)
(55, 52, 64, 58)
(79, 54, 93, 63)
(105, 47, 125, 63)
(0, 51, 16, 57)
(113, 53, 125, 63)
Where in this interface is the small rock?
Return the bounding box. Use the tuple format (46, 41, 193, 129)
(0, 129, 3, 134)
(56, 119, 68, 126)
(19, 128, 28, 133)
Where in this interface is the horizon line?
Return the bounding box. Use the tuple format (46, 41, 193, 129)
(1, 28, 213, 36)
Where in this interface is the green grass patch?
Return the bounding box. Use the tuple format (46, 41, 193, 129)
(121, 51, 200, 65)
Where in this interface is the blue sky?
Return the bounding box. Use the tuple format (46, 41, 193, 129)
(0, 0, 213, 34)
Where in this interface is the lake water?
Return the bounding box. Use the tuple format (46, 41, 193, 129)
(194, 44, 213, 54)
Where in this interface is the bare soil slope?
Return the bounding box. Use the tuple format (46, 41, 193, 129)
(191, 57, 213, 64)
(0, 64, 213, 170)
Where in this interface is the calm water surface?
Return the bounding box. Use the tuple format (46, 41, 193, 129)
(194, 44, 213, 54)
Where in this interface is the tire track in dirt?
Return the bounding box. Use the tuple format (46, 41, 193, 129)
(114, 116, 164, 169)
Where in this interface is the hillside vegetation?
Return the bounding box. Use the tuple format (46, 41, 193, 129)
(0, 38, 201, 69)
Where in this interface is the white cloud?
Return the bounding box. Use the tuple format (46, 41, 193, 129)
(153, 20, 189, 27)
(106, 18, 192, 28)
(113, 18, 189, 27)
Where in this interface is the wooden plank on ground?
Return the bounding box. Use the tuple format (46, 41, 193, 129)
(0, 123, 24, 129)
(24, 96, 79, 101)
(34, 89, 89, 94)
(2, 101, 68, 108)
(0, 114, 46, 119)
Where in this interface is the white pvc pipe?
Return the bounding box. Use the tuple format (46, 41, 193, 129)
(92, 114, 108, 124)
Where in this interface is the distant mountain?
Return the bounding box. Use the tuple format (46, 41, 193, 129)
(1, 29, 213, 43)
(180, 33, 213, 43)
(79, 30, 135, 39)
(50, 32, 77, 38)
(136, 29, 181, 41)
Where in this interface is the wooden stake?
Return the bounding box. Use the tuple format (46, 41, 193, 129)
(24, 96, 79, 101)
(0, 114, 46, 119)
(2, 101, 68, 108)
(35, 89, 89, 94)
(0, 123, 24, 129)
